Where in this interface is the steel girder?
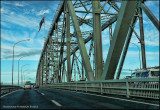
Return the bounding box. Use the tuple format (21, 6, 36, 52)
(116, 12, 138, 79)
(141, 3, 159, 31)
(36, 0, 159, 85)
(101, 1, 138, 80)
(67, 1, 94, 81)
(66, 3, 71, 82)
(139, 7, 146, 69)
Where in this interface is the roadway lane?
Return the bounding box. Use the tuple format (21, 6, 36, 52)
(1, 89, 60, 109)
(1, 88, 159, 109)
(38, 88, 159, 109)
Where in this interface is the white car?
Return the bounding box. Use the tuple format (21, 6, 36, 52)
(24, 84, 31, 90)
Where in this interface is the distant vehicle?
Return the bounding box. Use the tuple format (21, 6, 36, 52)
(24, 81, 31, 90)
(34, 85, 39, 89)
(124, 76, 131, 79)
(131, 68, 159, 79)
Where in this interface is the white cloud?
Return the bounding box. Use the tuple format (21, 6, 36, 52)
(1, 43, 42, 60)
(2, 12, 52, 31)
(37, 9, 50, 16)
(2, 14, 39, 29)
(1, 8, 8, 13)
(1, 29, 44, 60)
(10, 12, 14, 15)
(15, 3, 24, 7)
(145, 1, 159, 7)
(131, 26, 159, 47)
(1, 21, 11, 28)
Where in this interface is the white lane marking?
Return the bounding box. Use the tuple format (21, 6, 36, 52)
(51, 100, 62, 107)
(41, 93, 45, 95)
(1, 89, 21, 98)
(55, 89, 159, 107)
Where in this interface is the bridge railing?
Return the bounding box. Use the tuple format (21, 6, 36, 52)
(42, 78, 159, 99)
(0, 85, 22, 96)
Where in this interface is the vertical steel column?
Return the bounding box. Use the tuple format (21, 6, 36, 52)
(71, 54, 75, 79)
(92, 0, 103, 80)
(109, 25, 112, 44)
(67, 1, 94, 81)
(45, 50, 48, 84)
(66, 3, 71, 82)
(82, 59, 84, 80)
(139, 7, 146, 69)
(42, 55, 44, 85)
(39, 66, 40, 86)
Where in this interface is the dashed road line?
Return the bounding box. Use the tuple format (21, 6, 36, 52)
(51, 100, 62, 107)
(41, 93, 45, 95)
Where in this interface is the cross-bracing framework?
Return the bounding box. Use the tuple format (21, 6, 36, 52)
(36, 0, 159, 86)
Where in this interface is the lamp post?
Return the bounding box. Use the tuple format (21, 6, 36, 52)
(12, 39, 30, 85)
(18, 56, 27, 86)
(21, 64, 30, 85)
(23, 69, 29, 84)
(131, 43, 141, 69)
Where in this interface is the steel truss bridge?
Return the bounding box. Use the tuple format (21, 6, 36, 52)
(36, 0, 159, 99)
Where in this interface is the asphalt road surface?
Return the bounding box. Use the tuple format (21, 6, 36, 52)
(1, 88, 159, 109)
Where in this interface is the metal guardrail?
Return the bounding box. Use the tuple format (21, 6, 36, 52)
(0, 85, 22, 96)
(41, 78, 159, 99)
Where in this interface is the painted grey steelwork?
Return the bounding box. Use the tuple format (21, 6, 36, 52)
(116, 13, 138, 79)
(66, 2, 71, 82)
(36, 0, 159, 93)
(92, 0, 103, 80)
(101, 1, 138, 80)
(67, 1, 94, 81)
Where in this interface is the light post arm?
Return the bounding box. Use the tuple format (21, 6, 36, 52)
(12, 39, 30, 85)
(21, 64, 30, 85)
(131, 43, 141, 69)
(18, 56, 28, 86)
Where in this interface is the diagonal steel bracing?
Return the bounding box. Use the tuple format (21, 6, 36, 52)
(116, 12, 138, 79)
(67, 1, 94, 81)
(36, 0, 159, 86)
(141, 3, 159, 31)
(101, 1, 138, 80)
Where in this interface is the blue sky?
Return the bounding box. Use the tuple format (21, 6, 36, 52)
(1, 1, 159, 85)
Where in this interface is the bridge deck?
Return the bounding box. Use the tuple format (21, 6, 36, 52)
(1, 89, 159, 109)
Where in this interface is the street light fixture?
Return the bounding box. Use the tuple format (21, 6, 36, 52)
(21, 64, 30, 85)
(131, 42, 141, 69)
(12, 39, 30, 85)
(23, 69, 30, 84)
(18, 56, 29, 86)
